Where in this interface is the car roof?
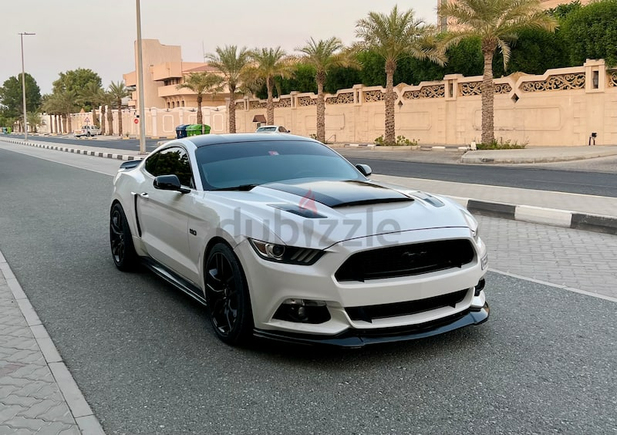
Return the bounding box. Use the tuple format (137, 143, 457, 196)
(187, 133, 314, 148)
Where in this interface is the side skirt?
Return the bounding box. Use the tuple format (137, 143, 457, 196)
(141, 258, 207, 307)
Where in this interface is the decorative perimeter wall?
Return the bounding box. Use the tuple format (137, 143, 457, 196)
(41, 60, 617, 146)
(234, 59, 616, 147)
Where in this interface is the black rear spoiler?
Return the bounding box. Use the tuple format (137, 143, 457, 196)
(119, 160, 142, 170)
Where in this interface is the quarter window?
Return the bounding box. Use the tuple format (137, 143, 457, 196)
(145, 146, 195, 188)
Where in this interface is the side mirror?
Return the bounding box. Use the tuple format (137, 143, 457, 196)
(153, 175, 190, 193)
(355, 164, 372, 177)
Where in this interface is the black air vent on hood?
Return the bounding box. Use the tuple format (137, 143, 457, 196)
(262, 180, 413, 209)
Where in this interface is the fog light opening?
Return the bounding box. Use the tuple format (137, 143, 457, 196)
(273, 299, 330, 324)
(474, 278, 486, 296)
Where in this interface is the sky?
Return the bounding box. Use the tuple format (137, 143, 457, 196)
(1, 0, 438, 95)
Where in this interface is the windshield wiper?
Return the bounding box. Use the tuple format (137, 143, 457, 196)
(212, 184, 258, 191)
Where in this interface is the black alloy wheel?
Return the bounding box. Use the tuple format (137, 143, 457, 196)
(109, 203, 139, 271)
(205, 244, 253, 345)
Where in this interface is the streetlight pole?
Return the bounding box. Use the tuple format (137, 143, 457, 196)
(19, 32, 35, 141)
(136, 0, 146, 154)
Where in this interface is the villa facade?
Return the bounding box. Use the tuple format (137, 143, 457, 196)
(122, 39, 227, 111)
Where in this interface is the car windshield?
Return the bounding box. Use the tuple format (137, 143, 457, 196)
(195, 140, 365, 190)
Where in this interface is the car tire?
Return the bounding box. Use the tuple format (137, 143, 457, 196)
(205, 243, 254, 345)
(109, 203, 139, 271)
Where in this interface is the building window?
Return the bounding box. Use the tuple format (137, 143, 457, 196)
(182, 100, 185, 107)
(167, 101, 171, 109)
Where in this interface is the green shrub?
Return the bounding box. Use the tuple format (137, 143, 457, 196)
(374, 135, 418, 146)
(477, 138, 526, 150)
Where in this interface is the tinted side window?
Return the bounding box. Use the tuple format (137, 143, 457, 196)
(145, 147, 194, 188)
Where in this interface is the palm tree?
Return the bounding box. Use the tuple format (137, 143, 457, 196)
(247, 47, 295, 125)
(206, 45, 250, 133)
(26, 111, 42, 133)
(109, 81, 129, 136)
(41, 94, 63, 134)
(78, 82, 104, 127)
(356, 6, 444, 145)
(55, 90, 78, 133)
(297, 37, 353, 143)
(176, 72, 224, 130)
(100, 90, 115, 136)
(438, 0, 557, 145)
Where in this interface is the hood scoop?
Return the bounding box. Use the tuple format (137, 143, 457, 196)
(262, 180, 413, 209)
(269, 204, 326, 219)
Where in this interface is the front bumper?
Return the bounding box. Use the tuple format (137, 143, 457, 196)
(235, 227, 489, 342)
(253, 303, 489, 348)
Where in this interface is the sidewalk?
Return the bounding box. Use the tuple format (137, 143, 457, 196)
(0, 251, 104, 435)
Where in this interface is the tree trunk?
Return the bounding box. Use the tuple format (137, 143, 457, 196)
(117, 99, 123, 136)
(229, 85, 237, 134)
(481, 40, 497, 145)
(100, 106, 106, 134)
(197, 94, 203, 125)
(107, 105, 114, 135)
(92, 108, 99, 127)
(316, 71, 326, 143)
(266, 77, 274, 125)
(384, 60, 396, 145)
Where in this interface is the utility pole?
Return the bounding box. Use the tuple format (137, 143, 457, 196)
(19, 32, 35, 141)
(136, 0, 146, 154)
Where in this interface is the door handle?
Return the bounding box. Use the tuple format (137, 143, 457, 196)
(139, 193, 149, 198)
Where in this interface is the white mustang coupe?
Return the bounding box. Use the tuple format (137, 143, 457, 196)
(110, 134, 489, 347)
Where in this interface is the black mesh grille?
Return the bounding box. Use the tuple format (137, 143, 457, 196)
(335, 239, 475, 282)
(345, 289, 469, 322)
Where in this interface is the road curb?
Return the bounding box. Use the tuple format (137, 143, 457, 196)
(342, 143, 467, 152)
(454, 196, 617, 235)
(4, 137, 616, 235)
(2, 138, 143, 161)
(0, 249, 106, 435)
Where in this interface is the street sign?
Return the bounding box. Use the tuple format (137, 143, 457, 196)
(134, 118, 139, 124)
(84, 117, 90, 124)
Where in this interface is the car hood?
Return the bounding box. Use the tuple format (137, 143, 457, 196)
(210, 179, 472, 248)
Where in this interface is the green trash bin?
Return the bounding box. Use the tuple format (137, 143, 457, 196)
(186, 124, 211, 136)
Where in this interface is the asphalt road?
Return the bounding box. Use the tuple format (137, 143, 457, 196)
(0, 147, 616, 434)
(10, 134, 617, 197)
(337, 151, 617, 198)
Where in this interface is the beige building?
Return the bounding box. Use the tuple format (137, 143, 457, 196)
(123, 39, 226, 111)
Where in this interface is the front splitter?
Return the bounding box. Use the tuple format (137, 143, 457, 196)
(253, 303, 489, 348)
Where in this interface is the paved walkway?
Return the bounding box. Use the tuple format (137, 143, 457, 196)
(0, 136, 616, 433)
(0, 252, 104, 435)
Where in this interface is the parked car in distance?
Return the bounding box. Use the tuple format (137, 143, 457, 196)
(75, 125, 101, 137)
(256, 125, 290, 133)
(109, 133, 489, 347)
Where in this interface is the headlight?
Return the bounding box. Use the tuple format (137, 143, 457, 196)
(248, 239, 324, 265)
